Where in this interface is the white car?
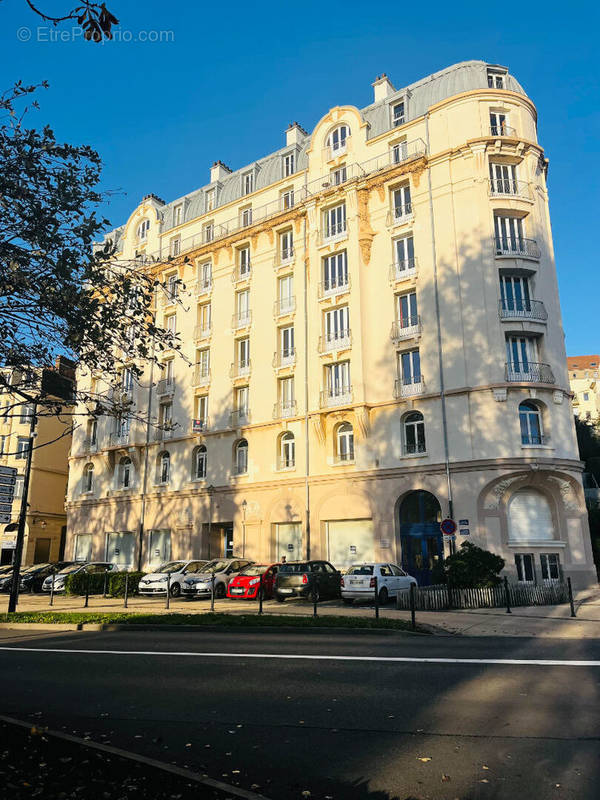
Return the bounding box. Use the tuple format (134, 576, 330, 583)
(341, 562, 417, 604)
(138, 560, 208, 597)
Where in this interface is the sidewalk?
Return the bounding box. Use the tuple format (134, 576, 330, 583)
(2, 587, 599, 638)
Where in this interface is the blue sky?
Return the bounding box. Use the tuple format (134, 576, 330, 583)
(3, 0, 599, 355)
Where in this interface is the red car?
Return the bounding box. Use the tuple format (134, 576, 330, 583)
(226, 563, 280, 600)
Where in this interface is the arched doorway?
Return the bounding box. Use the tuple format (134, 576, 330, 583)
(399, 490, 443, 585)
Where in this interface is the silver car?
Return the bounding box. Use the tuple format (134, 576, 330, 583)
(181, 558, 253, 599)
(138, 560, 208, 598)
(41, 562, 117, 593)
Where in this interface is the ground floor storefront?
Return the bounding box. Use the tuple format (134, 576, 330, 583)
(65, 458, 598, 589)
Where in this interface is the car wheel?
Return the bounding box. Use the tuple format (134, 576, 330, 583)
(170, 583, 181, 598)
(310, 588, 320, 604)
(215, 583, 226, 599)
(275, 594, 286, 603)
(342, 598, 354, 606)
(378, 587, 389, 605)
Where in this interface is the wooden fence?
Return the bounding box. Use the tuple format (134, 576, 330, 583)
(396, 582, 569, 611)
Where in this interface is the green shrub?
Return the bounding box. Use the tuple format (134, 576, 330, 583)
(64, 570, 107, 595)
(108, 571, 145, 597)
(442, 541, 505, 588)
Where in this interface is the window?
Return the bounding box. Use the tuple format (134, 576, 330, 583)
(197, 303, 211, 336)
(279, 432, 295, 468)
(279, 326, 295, 363)
(118, 457, 132, 489)
(519, 401, 544, 445)
(194, 445, 207, 480)
(163, 359, 175, 388)
(494, 215, 525, 253)
(241, 207, 252, 227)
(277, 275, 294, 313)
(326, 125, 349, 155)
(489, 162, 517, 195)
(324, 204, 346, 239)
(166, 273, 179, 300)
(0, 435, 7, 455)
(242, 172, 254, 196)
(235, 289, 250, 325)
(515, 553, 535, 584)
(195, 395, 208, 427)
(324, 306, 350, 347)
(159, 401, 173, 432)
(281, 188, 295, 210)
(325, 361, 351, 400)
(396, 292, 418, 330)
(283, 153, 295, 177)
(157, 451, 170, 484)
(336, 422, 354, 462)
(392, 185, 412, 220)
(196, 348, 210, 379)
(74, 533, 92, 562)
(278, 376, 295, 415)
(404, 411, 426, 454)
(235, 439, 248, 475)
(87, 419, 97, 446)
(487, 69, 506, 89)
(198, 261, 212, 291)
(500, 275, 531, 313)
(508, 489, 554, 542)
(82, 463, 94, 493)
(170, 237, 181, 257)
(165, 314, 176, 335)
(237, 338, 250, 371)
(236, 386, 249, 415)
(16, 437, 29, 460)
(280, 230, 294, 261)
(331, 166, 347, 185)
(540, 553, 561, 583)
(173, 204, 183, 227)
(238, 246, 251, 277)
(398, 349, 421, 386)
(394, 234, 414, 272)
(584, 392, 590, 402)
(392, 101, 405, 126)
(490, 111, 509, 136)
(391, 140, 408, 164)
(203, 222, 214, 243)
(205, 190, 215, 212)
(137, 219, 150, 240)
(506, 336, 538, 376)
(323, 251, 348, 293)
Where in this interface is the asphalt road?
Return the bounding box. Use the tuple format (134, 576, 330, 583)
(1, 628, 599, 800)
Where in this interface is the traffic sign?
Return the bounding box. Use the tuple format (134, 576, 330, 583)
(460, 528, 470, 536)
(0, 466, 17, 477)
(0, 514, 12, 524)
(0, 504, 13, 514)
(0, 475, 16, 486)
(440, 518, 457, 536)
(0, 492, 14, 503)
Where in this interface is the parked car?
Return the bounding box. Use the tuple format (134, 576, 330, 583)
(138, 560, 208, 597)
(226, 563, 280, 600)
(341, 562, 418, 604)
(181, 558, 254, 599)
(17, 562, 75, 593)
(41, 562, 117, 593)
(275, 560, 341, 602)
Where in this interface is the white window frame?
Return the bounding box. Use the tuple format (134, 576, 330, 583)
(235, 439, 248, 474)
(326, 125, 349, 156)
(403, 412, 426, 454)
(281, 189, 294, 210)
(173, 204, 183, 227)
(195, 445, 207, 480)
(203, 221, 214, 243)
(242, 172, 254, 196)
(205, 189, 215, 212)
(170, 237, 181, 257)
(323, 251, 348, 294)
(283, 153, 295, 177)
(392, 101, 405, 127)
(323, 203, 347, 241)
(336, 422, 354, 462)
(392, 185, 412, 222)
(280, 432, 295, 468)
(83, 463, 94, 494)
(280, 229, 294, 261)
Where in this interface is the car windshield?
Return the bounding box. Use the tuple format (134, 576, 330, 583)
(156, 561, 185, 574)
(23, 564, 50, 574)
(347, 565, 374, 575)
(239, 566, 269, 577)
(58, 564, 82, 575)
(202, 560, 229, 574)
(279, 563, 309, 573)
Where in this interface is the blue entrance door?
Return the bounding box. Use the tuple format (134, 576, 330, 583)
(399, 491, 443, 586)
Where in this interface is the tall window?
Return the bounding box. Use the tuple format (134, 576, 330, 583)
(165, 313, 176, 335)
(236, 386, 249, 415)
(158, 451, 170, 484)
(196, 348, 210, 379)
(392, 102, 405, 126)
(324, 204, 346, 239)
(326, 361, 351, 399)
(203, 222, 214, 243)
(170, 237, 181, 257)
(20, 404, 34, 424)
(394, 235, 414, 271)
(331, 165, 347, 185)
(281, 189, 294, 210)
(16, 438, 29, 460)
(159, 401, 173, 432)
(279, 376, 295, 414)
(494, 215, 525, 253)
(487, 70, 506, 89)
(87, 419, 97, 446)
(173, 204, 183, 226)
(336, 422, 354, 462)
(398, 350, 421, 386)
(197, 303, 211, 336)
(83, 463, 94, 493)
(540, 553, 561, 583)
(241, 207, 252, 227)
(137, 219, 150, 240)
(236, 290, 250, 325)
(519, 401, 544, 445)
(242, 172, 254, 195)
(277, 274, 294, 313)
(515, 553, 535, 584)
(283, 153, 295, 177)
(323, 251, 348, 292)
(195, 395, 208, 427)
(326, 125, 349, 155)
(194, 445, 207, 480)
(490, 111, 509, 136)
(205, 189, 215, 212)
(280, 230, 293, 261)
(0, 435, 6, 455)
(238, 246, 251, 277)
(199, 261, 212, 290)
(118, 457, 132, 489)
(404, 412, 426, 454)
(392, 185, 411, 220)
(396, 292, 418, 330)
(237, 338, 250, 370)
(500, 275, 531, 313)
(324, 306, 350, 346)
(506, 336, 537, 375)
(279, 326, 295, 362)
(166, 273, 179, 300)
(489, 162, 517, 195)
(235, 439, 248, 475)
(280, 432, 295, 468)
(391, 140, 408, 164)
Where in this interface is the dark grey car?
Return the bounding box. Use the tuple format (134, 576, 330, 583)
(275, 560, 341, 602)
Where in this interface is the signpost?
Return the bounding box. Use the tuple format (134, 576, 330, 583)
(440, 518, 457, 536)
(0, 467, 17, 528)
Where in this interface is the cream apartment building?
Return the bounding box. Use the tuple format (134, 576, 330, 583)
(568, 355, 600, 421)
(66, 60, 596, 588)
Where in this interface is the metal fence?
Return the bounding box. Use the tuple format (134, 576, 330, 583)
(396, 581, 569, 611)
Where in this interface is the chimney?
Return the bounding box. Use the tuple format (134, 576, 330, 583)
(285, 121, 308, 147)
(372, 73, 395, 103)
(210, 160, 232, 183)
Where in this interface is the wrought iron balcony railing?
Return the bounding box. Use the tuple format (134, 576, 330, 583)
(155, 378, 175, 396)
(272, 349, 296, 369)
(390, 317, 421, 342)
(277, 455, 296, 470)
(521, 433, 550, 446)
(389, 258, 417, 283)
(154, 424, 176, 441)
(394, 377, 425, 398)
(319, 386, 353, 408)
(109, 431, 131, 447)
(319, 330, 352, 354)
(231, 310, 252, 330)
(505, 362, 555, 384)
(273, 296, 296, 317)
(273, 400, 297, 419)
(489, 178, 531, 199)
(320, 220, 348, 245)
(493, 236, 541, 259)
(231, 263, 251, 283)
(273, 247, 295, 269)
(386, 203, 413, 227)
(194, 325, 212, 341)
(489, 124, 517, 137)
(317, 276, 351, 299)
(193, 366, 211, 387)
(230, 409, 251, 428)
(230, 360, 251, 379)
(499, 299, 548, 322)
(196, 277, 212, 295)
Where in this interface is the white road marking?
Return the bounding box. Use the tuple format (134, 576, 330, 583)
(0, 646, 598, 666)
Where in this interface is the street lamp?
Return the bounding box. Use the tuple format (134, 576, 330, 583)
(241, 499, 247, 558)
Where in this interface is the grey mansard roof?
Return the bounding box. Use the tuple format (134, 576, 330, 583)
(106, 60, 527, 245)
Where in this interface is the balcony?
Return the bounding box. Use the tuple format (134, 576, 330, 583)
(493, 236, 541, 260)
(231, 310, 252, 330)
(109, 431, 131, 447)
(320, 221, 347, 246)
(386, 203, 414, 228)
(272, 349, 296, 370)
(319, 330, 352, 354)
(320, 386, 353, 408)
(498, 299, 548, 322)
(193, 366, 211, 387)
(273, 296, 296, 317)
(389, 259, 417, 283)
(81, 437, 98, 453)
(358, 139, 427, 174)
(191, 418, 210, 434)
(273, 248, 295, 270)
(318, 277, 351, 300)
(489, 124, 517, 137)
(196, 277, 212, 296)
(154, 425, 176, 441)
(194, 325, 212, 341)
(231, 263, 251, 284)
(230, 409, 251, 428)
(394, 377, 425, 399)
(489, 179, 531, 200)
(155, 378, 175, 396)
(230, 360, 251, 380)
(273, 400, 297, 419)
(505, 362, 555, 384)
(390, 317, 421, 342)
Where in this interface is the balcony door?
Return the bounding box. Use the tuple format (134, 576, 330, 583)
(396, 292, 417, 328)
(325, 204, 346, 238)
(325, 306, 349, 342)
(399, 350, 421, 385)
(506, 336, 537, 374)
(500, 275, 531, 312)
(280, 326, 294, 358)
(323, 251, 348, 291)
(326, 362, 351, 397)
(490, 162, 517, 193)
(394, 235, 414, 269)
(495, 215, 524, 252)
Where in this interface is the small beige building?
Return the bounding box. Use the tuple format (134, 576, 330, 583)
(0, 362, 73, 565)
(66, 60, 597, 588)
(568, 355, 600, 422)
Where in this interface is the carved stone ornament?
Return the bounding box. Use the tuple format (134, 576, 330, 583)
(311, 415, 325, 445)
(548, 477, 580, 512)
(553, 391, 563, 405)
(492, 388, 507, 402)
(354, 407, 370, 439)
(356, 188, 375, 265)
(483, 476, 520, 510)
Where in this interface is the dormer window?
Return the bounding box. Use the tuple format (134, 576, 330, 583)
(173, 204, 183, 227)
(137, 219, 150, 241)
(392, 101, 405, 127)
(205, 189, 215, 212)
(326, 125, 349, 156)
(242, 172, 254, 196)
(487, 68, 507, 89)
(170, 237, 181, 257)
(283, 153, 295, 177)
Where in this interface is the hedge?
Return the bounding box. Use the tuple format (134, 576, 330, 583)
(64, 571, 145, 597)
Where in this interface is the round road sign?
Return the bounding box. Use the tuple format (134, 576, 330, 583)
(440, 518, 457, 536)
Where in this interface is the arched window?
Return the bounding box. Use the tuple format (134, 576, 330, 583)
(336, 422, 354, 462)
(82, 463, 94, 494)
(235, 439, 248, 475)
(157, 451, 170, 484)
(326, 125, 350, 155)
(508, 488, 554, 542)
(193, 445, 207, 480)
(404, 411, 426, 454)
(118, 457, 132, 489)
(137, 219, 150, 240)
(279, 432, 295, 469)
(519, 401, 544, 445)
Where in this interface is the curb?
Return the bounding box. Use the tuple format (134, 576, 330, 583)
(0, 713, 270, 800)
(0, 622, 82, 631)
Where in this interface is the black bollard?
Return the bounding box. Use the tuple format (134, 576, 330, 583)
(374, 575, 379, 619)
(102, 570, 108, 599)
(84, 571, 90, 608)
(504, 575, 512, 614)
(312, 574, 318, 617)
(210, 573, 215, 612)
(567, 577, 576, 618)
(258, 573, 263, 615)
(166, 573, 171, 609)
(49, 570, 55, 607)
(124, 572, 129, 609)
(409, 582, 416, 631)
